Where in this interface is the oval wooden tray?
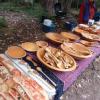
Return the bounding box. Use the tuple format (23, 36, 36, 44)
(81, 32, 100, 42)
(61, 32, 80, 41)
(45, 32, 69, 44)
(61, 43, 93, 60)
(37, 48, 77, 72)
(80, 40, 96, 46)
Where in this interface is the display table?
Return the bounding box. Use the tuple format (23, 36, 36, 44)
(1, 23, 100, 100)
(1, 45, 100, 100)
(26, 45, 100, 100)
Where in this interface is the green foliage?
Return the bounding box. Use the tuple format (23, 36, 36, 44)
(0, 2, 47, 19)
(32, 3, 47, 18)
(0, 16, 7, 28)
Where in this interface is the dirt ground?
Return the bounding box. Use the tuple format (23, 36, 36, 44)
(0, 11, 100, 100)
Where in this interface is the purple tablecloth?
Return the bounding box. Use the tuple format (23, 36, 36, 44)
(27, 44, 100, 96)
(52, 46, 100, 91)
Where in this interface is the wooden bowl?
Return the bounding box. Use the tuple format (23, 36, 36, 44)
(61, 32, 80, 41)
(61, 43, 93, 60)
(36, 41, 48, 48)
(37, 48, 77, 72)
(45, 32, 69, 44)
(20, 42, 39, 52)
(6, 46, 26, 59)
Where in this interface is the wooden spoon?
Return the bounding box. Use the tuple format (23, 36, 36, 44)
(26, 56, 56, 87)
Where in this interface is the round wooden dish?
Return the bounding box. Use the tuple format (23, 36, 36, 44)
(37, 48, 77, 72)
(61, 32, 80, 41)
(45, 32, 69, 44)
(61, 43, 93, 60)
(36, 41, 48, 48)
(20, 42, 38, 52)
(6, 46, 26, 59)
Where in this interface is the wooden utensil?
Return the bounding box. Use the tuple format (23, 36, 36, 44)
(26, 56, 56, 87)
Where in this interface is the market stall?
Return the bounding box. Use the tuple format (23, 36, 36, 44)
(0, 21, 100, 100)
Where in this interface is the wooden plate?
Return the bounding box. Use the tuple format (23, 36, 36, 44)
(45, 32, 69, 44)
(20, 42, 38, 52)
(61, 32, 80, 41)
(37, 47, 77, 72)
(61, 43, 93, 59)
(36, 41, 48, 48)
(6, 46, 26, 59)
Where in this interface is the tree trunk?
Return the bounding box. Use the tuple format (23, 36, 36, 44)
(61, 0, 75, 12)
(40, 0, 77, 16)
(40, 0, 58, 16)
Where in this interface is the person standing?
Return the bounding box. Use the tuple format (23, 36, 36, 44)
(79, 0, 96, 23)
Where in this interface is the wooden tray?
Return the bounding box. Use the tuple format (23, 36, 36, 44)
(61, 43, 93, 60)
(37, 48, 77, 72)
(81, 32, 100, 42)
(80, 40, 96, 46)
(45, 32, 69, 44)
(61, 32, 80, 41)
